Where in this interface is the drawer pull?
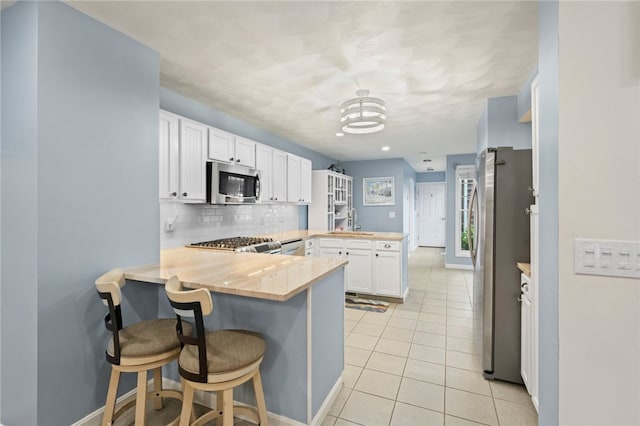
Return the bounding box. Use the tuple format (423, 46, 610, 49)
(384, 243, 391, 248)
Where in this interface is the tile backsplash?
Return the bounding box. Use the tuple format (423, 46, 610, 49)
(160, 201, 299, 248)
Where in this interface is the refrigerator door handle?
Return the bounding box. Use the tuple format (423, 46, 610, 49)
(468, 182, 478, 267)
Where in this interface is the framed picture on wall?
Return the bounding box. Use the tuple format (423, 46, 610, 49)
(363, 177, 395, 206)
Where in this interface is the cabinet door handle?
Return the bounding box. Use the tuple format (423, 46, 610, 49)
(517, 296, 522, 303)
(376, 253, 379, 257)
(182, 192, 188, 197)
(384, 243, 391, 248)
(229, 157, 234, 161)
(236, 159, 241, 163)
(171, 192, 177, 197)
(338, 251, 342, 255)
(346, 252, 349, 256)
(521, 283, 529, 292)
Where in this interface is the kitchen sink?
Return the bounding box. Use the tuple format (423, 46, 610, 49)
(328, 231, 375, 236)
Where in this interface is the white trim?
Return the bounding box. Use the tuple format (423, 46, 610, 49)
(306, 288, 313, 425)
(71, 379, 150, 425)
(402, 286, 410, 302)
(310, 377, 343, 426)
(445, 263, 474, 271)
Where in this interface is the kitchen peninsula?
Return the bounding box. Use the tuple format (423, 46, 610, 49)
(124, 248, 348, 425)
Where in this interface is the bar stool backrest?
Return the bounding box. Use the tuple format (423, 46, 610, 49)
(165, 276, 213, 383)
(95, 268, 126, 365)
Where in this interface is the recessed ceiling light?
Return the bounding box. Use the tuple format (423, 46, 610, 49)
(381, 146, 390, 151)
(336, 132, 344, 137)
(423, 159, 432, 162)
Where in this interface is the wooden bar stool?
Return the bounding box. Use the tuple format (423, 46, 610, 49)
(95, 269, 192, 425)
(164, 275, 269, 426)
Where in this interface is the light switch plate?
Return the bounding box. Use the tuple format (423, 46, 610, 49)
(389, 211, 396, 218)
(574, 239, 640, 278)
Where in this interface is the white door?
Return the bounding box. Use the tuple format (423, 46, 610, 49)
(208, 127, 235, 163)
(272, 149, 287, 203)
(373, 250, 401, 296)
(234, 136, 256, 168)
(287, 154, 301, 203)
(178, 118, 207, 203)
(345, 249, 373, 293)
(255, 143, 272, 202)
(409, 177, 416, 251)
(417, 182, 446, 247)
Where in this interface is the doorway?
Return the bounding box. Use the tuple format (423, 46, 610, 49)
(417, 182, 446, 247)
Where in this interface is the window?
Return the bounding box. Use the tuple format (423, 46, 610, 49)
(455, 165, 475, 257)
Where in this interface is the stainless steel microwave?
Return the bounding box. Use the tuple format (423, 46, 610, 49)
(206, 162, 261, 204)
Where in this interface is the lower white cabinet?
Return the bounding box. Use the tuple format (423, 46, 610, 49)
(520, 273, 535, 397)
(315, 237, 403, 298)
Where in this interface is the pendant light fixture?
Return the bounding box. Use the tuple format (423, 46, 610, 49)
(340, 89, 386, 134)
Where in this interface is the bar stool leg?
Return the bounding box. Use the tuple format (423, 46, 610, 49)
(216, 392, 224, 426)
(179, 382, 195, 426)
(253, 372, 269, 426)
(221, 389, 234, 426)
(135, 371, 148, 425)
(102, 368, 121, 426)
(153, 367, 164, 410)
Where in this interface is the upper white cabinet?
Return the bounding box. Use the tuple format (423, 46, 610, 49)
(234, 136, 256, 168)
(255, 143, 273, 203)
(159, 111, 180, 200)
(309, 171, 353, 232)
(208, 127, 235, 164)
(286, 154, 312, 204)
(272, 149, 287, 203)
(178, 118, 208, 203)
(207, 127, 255, 168)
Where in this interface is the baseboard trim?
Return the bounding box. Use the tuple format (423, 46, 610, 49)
(445, 263, 474, 271)
(73, 375, 338, 426)
(310, 377, 343, 426)
(163, 378, 307, 426)
(71, 380, 149, 425)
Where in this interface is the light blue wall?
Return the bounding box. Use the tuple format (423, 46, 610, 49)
(538, 0, 559, 424)
(2, 2, 161, 424)
(1, 3, 39, 424)
(416, 171, 446, 183)
(159, 88, 336, 230)
(445, 154, 476, 267)
(478, 96, 532, 155)
(339, 158, 406, 232)
(517, 67, 539, 121)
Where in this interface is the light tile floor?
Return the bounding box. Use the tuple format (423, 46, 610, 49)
(326, 247, 538, 426)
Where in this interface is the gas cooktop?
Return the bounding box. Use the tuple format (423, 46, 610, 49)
(188, 236, 281, 253)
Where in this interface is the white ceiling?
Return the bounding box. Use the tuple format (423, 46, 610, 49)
(67, 1, 537, 172)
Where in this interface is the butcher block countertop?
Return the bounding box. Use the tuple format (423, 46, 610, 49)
(262, 230, 406, 242)
(123, 247, 347, 301)
(517, 262, 531, 278)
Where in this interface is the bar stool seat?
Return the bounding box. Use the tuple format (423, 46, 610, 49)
(165, 276, 269, 426)
(96, 269, 192, 426)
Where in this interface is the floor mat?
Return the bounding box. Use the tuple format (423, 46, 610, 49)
(345, 296, 390, 313)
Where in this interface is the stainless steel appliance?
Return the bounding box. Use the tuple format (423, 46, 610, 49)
(470, 147, 532, 383)
(280, 238, 304, 256)
(207, 162, 261, 204)
(189, 236, 281, 254)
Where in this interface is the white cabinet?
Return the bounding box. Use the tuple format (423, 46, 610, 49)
(309, 171, 353, 232)
(159, 111, 179, 200)
(208, 127, 235, 164)
(234, 136, 256, 168)
(255, 143, 273, 203)
(315, 237, 404, 298)
(286, 155, 312, 204)
(207, 128, 256, 168)
(272, 149, 287, 203)
(178, 117, 208, 203)
(373, 243, 402, 297)
(520, 273, 534, 396)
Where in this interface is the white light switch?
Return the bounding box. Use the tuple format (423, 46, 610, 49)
(574, 239, 640, 278)
(389, 211, 396, 218)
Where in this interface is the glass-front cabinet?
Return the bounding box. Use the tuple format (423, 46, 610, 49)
(309, 170, 353, 232)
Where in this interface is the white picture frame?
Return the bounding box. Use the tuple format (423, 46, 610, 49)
(363, 176, 395, 206)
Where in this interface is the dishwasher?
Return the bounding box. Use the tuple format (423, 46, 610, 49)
(280, 238, 305, 256)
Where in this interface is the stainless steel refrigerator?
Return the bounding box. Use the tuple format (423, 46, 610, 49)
(470, 147, 532, 383)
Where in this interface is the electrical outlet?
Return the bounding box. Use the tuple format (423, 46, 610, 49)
(574, 239, 640, 278)
(165, 220, 176, 232)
